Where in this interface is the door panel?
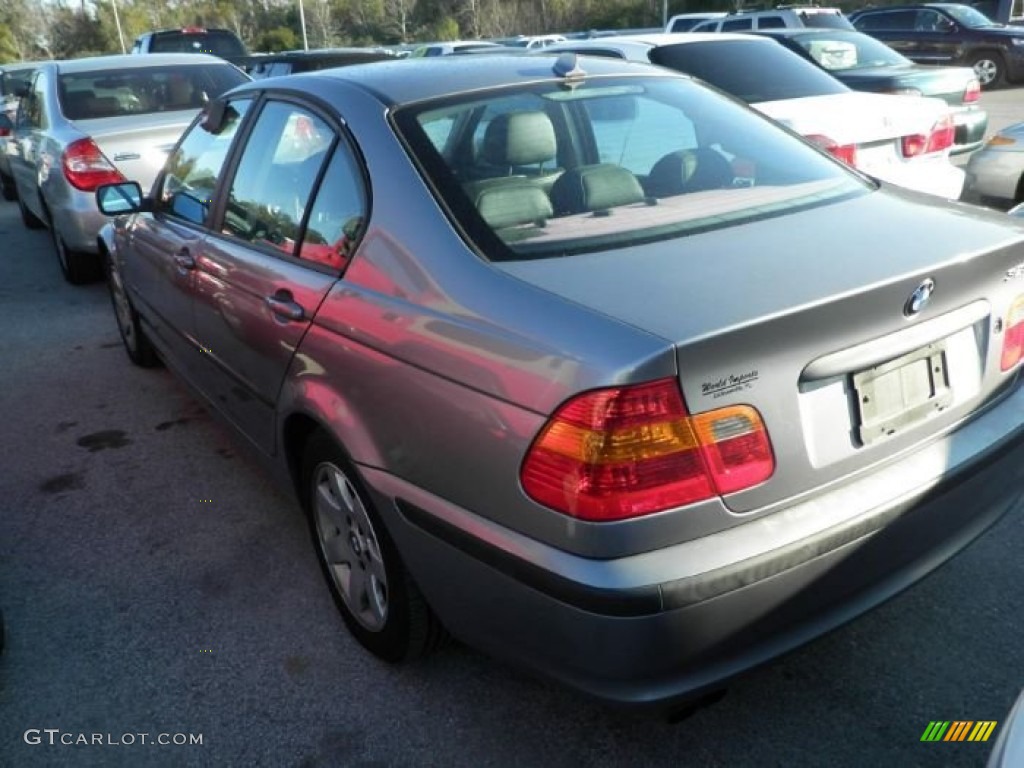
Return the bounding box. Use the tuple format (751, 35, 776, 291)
(191, 100, 365, 453)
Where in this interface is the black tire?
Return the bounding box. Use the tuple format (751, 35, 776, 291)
(0, 172, 16, 202)
(301, 431, 445, 662)
(105, 249, 160, 367)
(970, 51, 1005, 89)
(53, 225, 101, 285)
(17, 194, 44, 229)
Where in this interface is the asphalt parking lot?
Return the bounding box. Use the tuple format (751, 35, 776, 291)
(1, 88, 1023, 768)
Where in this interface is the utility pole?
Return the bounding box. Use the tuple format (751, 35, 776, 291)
(298, 0, 309, 51)
(111, 0, 127, 54)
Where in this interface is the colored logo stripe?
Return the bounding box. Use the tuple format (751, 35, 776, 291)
(945, 721, 973, 741)
(921, 722, 950, 741)
(920, 720, 998, 742)
(969, 722, 998, 742)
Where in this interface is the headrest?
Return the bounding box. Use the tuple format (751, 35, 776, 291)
(550, 164, 645, 215)
(481, 111, 557, 167)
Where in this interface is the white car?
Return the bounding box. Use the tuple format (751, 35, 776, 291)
(545, 33, 964, 199)
(409, 40, 502, 57)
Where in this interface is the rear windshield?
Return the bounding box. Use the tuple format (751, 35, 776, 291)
(1, 68, 36, 99)
(58, 64, 248, 120)
(790, 29, 909, 70)
(650, 39, 849, 102)
(392, 75, 867, 262)
(149, 31, 246, 57)
(797, 10, 855, 29)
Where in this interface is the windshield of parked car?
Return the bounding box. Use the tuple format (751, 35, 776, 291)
(943, 4, 1000, 27)
(1, 68, 36, 99)
(58, 64, 249, 120)
(649, 39, 849, 102)
(789, 30, 910, 70)
(394, 75, 867, 262)
(148, 30, 247, 57)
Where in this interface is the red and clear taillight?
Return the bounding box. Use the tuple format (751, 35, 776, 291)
(901, 114, 955, 157)
(964, 79, 981, 104)
(62, 138, 126, 191)
(520, 378, 774, 522)
(805, 134, 857, 166)
(1001, 296, 1024, 371)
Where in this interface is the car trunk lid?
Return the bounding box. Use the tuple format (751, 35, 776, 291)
(70, 110, 198, 191)
(498, 190, 1024, 513)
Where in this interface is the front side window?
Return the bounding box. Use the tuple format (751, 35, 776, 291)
(156, 98, 252, 225)
(394, 76, 867, 262)
(220, 101, 335, 259)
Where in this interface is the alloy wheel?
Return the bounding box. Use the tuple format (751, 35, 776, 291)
(312, 462, 389, 632)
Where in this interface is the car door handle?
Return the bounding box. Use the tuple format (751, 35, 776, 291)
(265, 291, 305, 322)
(173, 248, 195, 270)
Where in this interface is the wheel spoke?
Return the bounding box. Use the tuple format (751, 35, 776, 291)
(316, 473, 349, 531)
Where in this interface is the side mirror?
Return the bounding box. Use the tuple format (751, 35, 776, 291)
(96, 182, 145, 215)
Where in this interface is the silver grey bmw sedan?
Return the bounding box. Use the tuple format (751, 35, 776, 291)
(95, 53, 1024, 710)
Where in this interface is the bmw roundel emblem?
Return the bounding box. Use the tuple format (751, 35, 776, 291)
(904, 278, 935, 317)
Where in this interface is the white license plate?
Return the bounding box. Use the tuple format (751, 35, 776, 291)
(853, 342, 952, 445)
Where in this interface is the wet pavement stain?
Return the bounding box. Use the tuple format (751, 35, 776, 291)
(39, 472, 85, 494)
(99, 341, 122, 349)
(55, 421, 78, 434)
(155, 417, 191, 431)
(284, 655, 310, 678)
(76, 430, 131, 452)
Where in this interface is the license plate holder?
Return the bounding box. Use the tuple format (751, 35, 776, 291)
(853, 342, 952, 445)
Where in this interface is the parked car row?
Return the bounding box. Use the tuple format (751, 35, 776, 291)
(82, 51, 1024, 711)
(544, 33, 967, 198)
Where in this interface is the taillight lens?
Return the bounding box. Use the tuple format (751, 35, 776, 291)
(805, 134, 857, 166)
(0, 125, 10, 138)
(964, 78, 981, 104)
(62, 138, 125, 191)
(901, 115, 955, 158)
(1000, 296, 1024, 371)
(520, 378, 774, 521)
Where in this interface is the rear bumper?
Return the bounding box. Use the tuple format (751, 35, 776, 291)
(950, 105, 988, 155)
(865, 154, 964, 200)
(371, 377, 1024, 708)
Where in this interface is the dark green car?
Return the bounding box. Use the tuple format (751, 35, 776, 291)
(755, 27, 988, 154)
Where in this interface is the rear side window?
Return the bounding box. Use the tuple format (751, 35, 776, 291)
(157, 98, 252, 226)
(722, 18, 754, 31)
(1, 68, 36, 99)
(148, 30, 246, 58)
(800, 11, 855, 30)
(651, 39, 849, 102)
(58, 64, 248, 120)
(757, 17, 787, 29)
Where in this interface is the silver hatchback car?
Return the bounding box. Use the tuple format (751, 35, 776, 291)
(96, 54, 1024, 709)
(9, 53, 248, 283)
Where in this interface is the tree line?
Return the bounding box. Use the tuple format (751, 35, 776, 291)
(0, 0, 682, 62)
